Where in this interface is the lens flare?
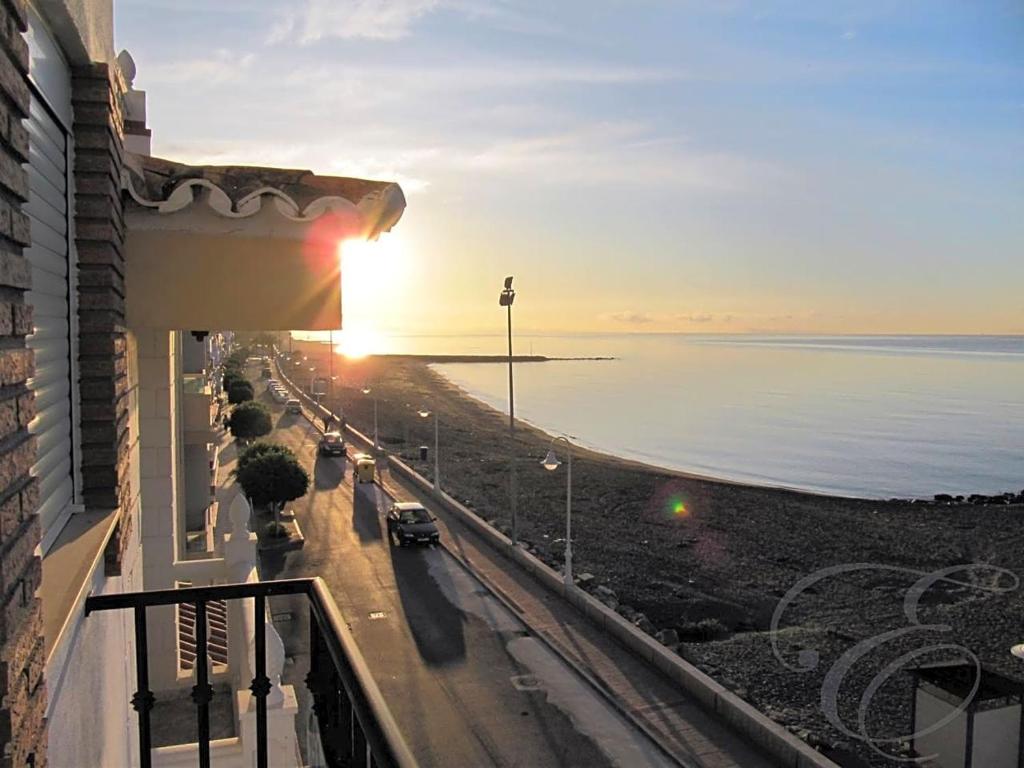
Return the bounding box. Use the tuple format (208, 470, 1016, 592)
(668, 496, 689, 518)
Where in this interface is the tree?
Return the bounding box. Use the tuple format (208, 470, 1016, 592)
(229, 401, 271, 441)
(235, 441, 290, 475)
(223, 369, 246, 391)
(235, 445, 309, 534)
(227, 379, 254, 404)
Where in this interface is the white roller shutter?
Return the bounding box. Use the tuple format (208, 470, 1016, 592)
(26, 10, 78, 553)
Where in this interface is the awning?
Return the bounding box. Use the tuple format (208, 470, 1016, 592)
(122, 154, 406, 331)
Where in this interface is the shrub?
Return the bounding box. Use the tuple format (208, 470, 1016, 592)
(223, 369, 246, 391)
(236, 441, 290, 475)
(227, 379, 255, 404)
(229, 401, 272, 441)
(236, 446, 309, 526)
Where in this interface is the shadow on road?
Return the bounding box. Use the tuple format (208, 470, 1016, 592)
(390, 545, 467, 668)
(314, 454, 344, 490)
(275, 412, 303, 429)
(352, 484, 383, 543)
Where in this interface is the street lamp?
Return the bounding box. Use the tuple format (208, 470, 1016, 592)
(541, 436, 573, 586)
(499, 276, 518, 544)
(362, 387, 379, 451)
(418, 407, 439, 492)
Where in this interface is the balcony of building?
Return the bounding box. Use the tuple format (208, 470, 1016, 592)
(183, 373, 219, 446)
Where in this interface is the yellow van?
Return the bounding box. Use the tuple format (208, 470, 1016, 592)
(353, 454, 376, 484)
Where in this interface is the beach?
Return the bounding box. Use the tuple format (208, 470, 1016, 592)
(292, 340, 1024, 766)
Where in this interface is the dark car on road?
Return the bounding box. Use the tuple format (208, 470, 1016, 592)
(386, 502, 440, 547)
(318, 431, 345, 456)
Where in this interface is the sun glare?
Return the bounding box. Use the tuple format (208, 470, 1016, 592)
(336, 232, 408, 357)
(333, 327, 382, 359)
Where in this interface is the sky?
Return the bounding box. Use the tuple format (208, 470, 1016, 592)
(116, 0, 1024, 337)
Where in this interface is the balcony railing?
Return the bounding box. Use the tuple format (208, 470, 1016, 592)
(85, 577, 417, 768)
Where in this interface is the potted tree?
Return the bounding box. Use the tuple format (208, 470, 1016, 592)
(235, 443, 309, 539)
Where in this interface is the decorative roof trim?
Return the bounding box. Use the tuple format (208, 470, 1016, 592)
(121, 168, 391, 223)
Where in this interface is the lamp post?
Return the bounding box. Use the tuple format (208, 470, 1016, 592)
(499, 276, 518, 544)
(541, 436, 573, 586)
(418, 407, 439, 492)
(362, 387, 379, 451)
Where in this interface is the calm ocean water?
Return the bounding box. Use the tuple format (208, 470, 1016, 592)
(384, 333, 1023, 499)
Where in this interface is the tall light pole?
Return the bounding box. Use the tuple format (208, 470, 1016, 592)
(541, 436, 573, 586)
(362, 386, 379, 451)
(418, 408, 439, 492)
(499, 276, 518, 544)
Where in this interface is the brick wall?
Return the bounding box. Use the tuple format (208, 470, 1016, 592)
(72, 63, 129, 514)
(0, 0, 46, 765)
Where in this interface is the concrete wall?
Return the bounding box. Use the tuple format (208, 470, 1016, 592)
(915, 688, 967, 767)
(181, 333, 206, 375)
(972, 704, 1020, 768)
(184, 443, 211, 531)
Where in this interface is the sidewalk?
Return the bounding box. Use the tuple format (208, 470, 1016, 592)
(375, 469, 774, 768)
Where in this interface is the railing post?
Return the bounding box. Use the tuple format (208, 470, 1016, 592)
(131, 605, 155, 768)
(250, 594, 271, 768)
(191, 600, 213, 768)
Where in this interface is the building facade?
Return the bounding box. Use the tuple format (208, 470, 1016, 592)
(0, 2, 405, 766)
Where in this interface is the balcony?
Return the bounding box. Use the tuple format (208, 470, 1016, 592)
(85, 577, 416, 768)
(183, 374, 218, 445)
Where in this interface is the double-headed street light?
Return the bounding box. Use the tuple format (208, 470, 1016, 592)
(418, 407, 440, 492)
(362, 386, 379, 450)
(499, 276, 518, 544)
(541, 436, 574, 586)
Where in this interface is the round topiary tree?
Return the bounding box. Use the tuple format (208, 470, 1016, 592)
(227, 379, 255, 404)
(223, 369, 245, 392)
(235, 441, 290, 475)
(235, 444, 309, 536)
(228, 401, 272, 443)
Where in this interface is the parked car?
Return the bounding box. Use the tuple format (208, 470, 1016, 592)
(260, 366, 272, 379)
(386, 502, 439, 546)
(318, 431, 345, 456)
(285, 399, 302, 414)
(272, 390, 288, 404)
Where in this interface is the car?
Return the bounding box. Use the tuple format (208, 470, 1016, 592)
(285, 399, 302, 414)
(353, 453, 375, 484)
(386, 502, 439, 547)
(318, 431, 345, 456)
(271, 390, 288, 404)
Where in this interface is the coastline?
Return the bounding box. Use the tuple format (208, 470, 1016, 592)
(294, 342, 1024, 766)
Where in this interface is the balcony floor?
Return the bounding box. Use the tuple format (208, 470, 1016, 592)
(151, 683, 236, 747)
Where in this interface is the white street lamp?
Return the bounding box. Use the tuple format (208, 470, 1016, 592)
(362, 386, 379, 451)
(542, 435, 574, 586)
(418, 407, 439, 492)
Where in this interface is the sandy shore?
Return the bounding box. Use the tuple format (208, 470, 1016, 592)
(289, 341, 1024, 766)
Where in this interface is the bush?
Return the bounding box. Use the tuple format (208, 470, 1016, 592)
(229, 401, 272, 441)
(223, 369, 246, 391)
(236, 441, 290, 475)
(236, 446, 309, 526)
(227, 379, 255, 404)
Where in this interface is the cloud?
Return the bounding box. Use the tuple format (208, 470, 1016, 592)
(683, 313, 715, 323)
(143, 49, 256, 85)
(605, 310, 655, 325)
(270, 0, 471, 43)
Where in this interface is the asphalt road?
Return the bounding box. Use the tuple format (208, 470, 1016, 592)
(255, 393, 675, 768)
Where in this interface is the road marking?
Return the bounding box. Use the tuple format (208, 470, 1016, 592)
(271, 611, 293, 623)
(368, 610, 386, 620)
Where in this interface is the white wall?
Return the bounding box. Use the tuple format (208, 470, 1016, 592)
(915, 688, 967, 767)
(973, 705, 1021, 768)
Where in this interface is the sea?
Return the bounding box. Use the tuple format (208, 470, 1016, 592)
(299, 332, 1024, 499)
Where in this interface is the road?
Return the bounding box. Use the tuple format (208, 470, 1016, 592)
(255, 390, 677, 768)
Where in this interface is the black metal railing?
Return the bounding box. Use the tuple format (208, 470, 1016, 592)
(85, 577, 417, 768)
